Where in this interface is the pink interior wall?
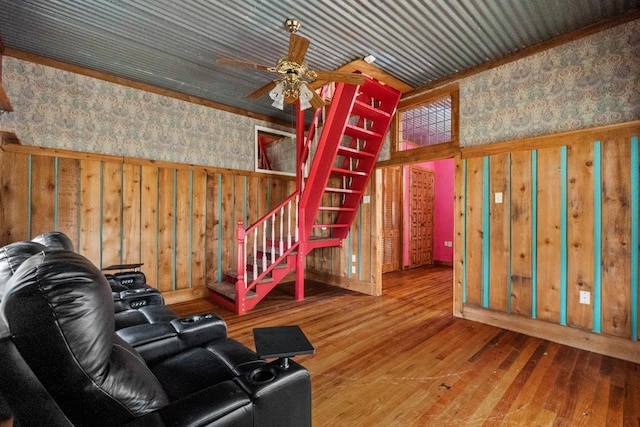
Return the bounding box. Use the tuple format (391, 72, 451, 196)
(402, 156, 455, 266)
(432, 158, 454, 263)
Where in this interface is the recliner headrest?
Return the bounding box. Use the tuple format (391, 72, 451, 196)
(0, 241, 47, 301)
(30, 231, 74, 252)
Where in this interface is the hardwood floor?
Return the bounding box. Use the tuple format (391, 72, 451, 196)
(171, 266, 640, 426)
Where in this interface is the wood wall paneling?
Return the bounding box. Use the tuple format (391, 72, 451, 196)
(489, 153, 510, 313)
(175, 169, 192, 290)
(601, 137, 632, 338)
(140, 165, 159, 288)
(246, 175, 259, 259)
(361, 180, 372, 281)
(0, 145, 304, 300)
(205, 172, 220, 284)
(121, 163, 141, 265)
(233, 175, 246, 271)
(56, 157, 80, 249)
(220, 174, 235, 273)
(464, 157, 484, 306)
(29, 155, 56, 237)
(535, 147, 562, 323)
(453, 156, 465, 315)
(101, 161, 122, 268)
(79, 160, 103, 266)
(191, 170, 207, 290)
(0, 151, 29, 244)
(157, 167, 175, 292)
(510, 151, 533, 317)
(566, 143, 594, 330)
(456, 122, 640, 361)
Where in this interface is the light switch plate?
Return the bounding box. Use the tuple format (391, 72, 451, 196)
(495, 192, 503, 204)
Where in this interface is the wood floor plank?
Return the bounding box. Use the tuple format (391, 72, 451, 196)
(171, 266, 640, 426)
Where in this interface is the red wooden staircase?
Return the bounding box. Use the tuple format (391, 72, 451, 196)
(207, 77, 401, 314)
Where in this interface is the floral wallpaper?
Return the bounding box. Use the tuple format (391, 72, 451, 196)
(1, 19, 638, 161)
(460, 19, 640, 146)
(0, 57, 289, 170)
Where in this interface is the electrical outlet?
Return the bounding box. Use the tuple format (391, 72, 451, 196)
(363, 195, 371, 204)
(352, 254, 357, 262)
(494, 192, 503, 204)
(579, 290, 590, 305)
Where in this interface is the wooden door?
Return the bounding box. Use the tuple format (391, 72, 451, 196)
(382, 166, 403, 273)
(409, 166, 434, 267)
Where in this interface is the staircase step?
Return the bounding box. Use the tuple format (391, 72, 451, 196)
(324, 187, 362, 195)
(352, 99, 391, 121)
(307, 237, 342, 248)
(344, 124, 382, 141)
(331, 167, 368, 177)
(207, 281, 257, 301)
(312, 223, 350, 229)
(225, 270, 274, 284)
(337, 145, 376, 159)
(318, 206, 356, 212)
(246, 257, 290, 270)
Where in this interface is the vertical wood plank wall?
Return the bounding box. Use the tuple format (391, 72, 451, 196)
(0, 145, 295, 303)
(306, 175, 380, 296)
(456, 122, 640, 349)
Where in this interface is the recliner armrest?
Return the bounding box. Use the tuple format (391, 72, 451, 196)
(116, 323, 181, 364)
(235, 359, 312, 427)
(116, 313, 228, 364)
(170, 313, 227, 347)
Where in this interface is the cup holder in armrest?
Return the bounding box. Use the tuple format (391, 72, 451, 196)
(170, 313, 227, 347)
(179, 313, 216, 324)
(248, 366, 277, 384)
(180, 315, 201, 323)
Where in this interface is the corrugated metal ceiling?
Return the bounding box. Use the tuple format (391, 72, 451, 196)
(1, 0, 638, 122)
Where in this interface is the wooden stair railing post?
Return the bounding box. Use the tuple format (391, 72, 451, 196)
(236, 219, 247, 315)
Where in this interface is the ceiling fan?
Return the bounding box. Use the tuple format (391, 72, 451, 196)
(217, 19, 365, 110)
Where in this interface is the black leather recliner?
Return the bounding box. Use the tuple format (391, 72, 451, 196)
(0, 249, 311, 426)
(30, 231, 180, 330)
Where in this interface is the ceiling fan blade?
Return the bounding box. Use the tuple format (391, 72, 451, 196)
(310, 90, 325, 109)
(288, 33, 310, 64)
(248, 81, 277, 99)
(313, 70, 366, 85)
(216, 57, 272, 72)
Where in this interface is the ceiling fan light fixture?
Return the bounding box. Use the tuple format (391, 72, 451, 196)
(269, 81, 285, 110)
(285, 19, 300, 33)
(298, 83, 314, 110)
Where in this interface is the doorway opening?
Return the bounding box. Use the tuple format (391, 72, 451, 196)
(381, 158, 455, 274)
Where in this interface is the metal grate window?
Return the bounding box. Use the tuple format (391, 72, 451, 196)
(400, 96, 452, 149)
